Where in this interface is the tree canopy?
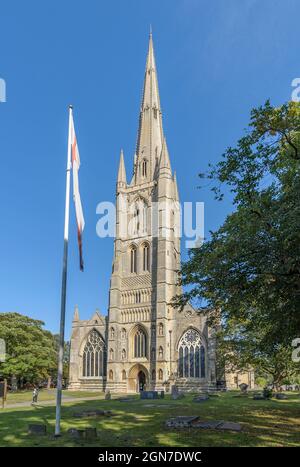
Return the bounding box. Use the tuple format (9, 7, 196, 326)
(0, 312, 57, 383)
(173, 101, 300, 385)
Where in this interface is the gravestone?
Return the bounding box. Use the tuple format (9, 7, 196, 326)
(239, 383, 248, 393)
(194, 420, 223, 429)
(253, 394, 265, 400)
(275, 393, 288, 400)
(171, 385, 178, 396)
(105, 390, 111, 400)
(193, 393, 209, 403)
(166, 416, 199, 428)
(67, 428, 85, 439)
(28, 424, 47, 435)
(218, 421, 242, 431)
(140, 390, 159, 400)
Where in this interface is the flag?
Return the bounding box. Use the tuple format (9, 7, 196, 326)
(70, 112, 85, 271)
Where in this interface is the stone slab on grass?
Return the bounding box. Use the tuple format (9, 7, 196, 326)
(67, 427, 98, 439)
(217, 421, 242, 432)
(193, 394, 210, 402)
(28, 424, 47, 435)
(193, 420, 223, 429)
(165, 416, 199, 428)
(166, 417, 242, 432)
(72, 409, 112, 418)
(140, 391, 159, 400)
(117, 397, 136, 402)
(275, 393, 288, 400)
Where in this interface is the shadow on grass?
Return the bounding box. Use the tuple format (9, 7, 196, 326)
(0, 392, 299, 447)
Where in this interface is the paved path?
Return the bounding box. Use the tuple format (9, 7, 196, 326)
(3, 395, 105, 410)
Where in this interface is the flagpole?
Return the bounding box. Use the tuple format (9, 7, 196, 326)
(55, 105, 73, 437)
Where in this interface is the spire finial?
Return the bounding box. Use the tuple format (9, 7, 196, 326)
(73, 305, 79, 321)
(150, 24, 152, 36)
(117, 148, 127, 188)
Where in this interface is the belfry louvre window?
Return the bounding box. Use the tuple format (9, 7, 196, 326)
(142, 159, 147, 177)
(178, 329, 205, 378)
(82, 329, 105, 377)
(143, 244, 150, 271)
(130, 246, 137, 273)
(134, 328, 147, 358)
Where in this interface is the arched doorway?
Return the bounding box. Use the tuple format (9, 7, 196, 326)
(138, 370, 146, 392)
(128, 364, 149, 393)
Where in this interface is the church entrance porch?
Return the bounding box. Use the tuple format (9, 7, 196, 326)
(138, 370, 146, 391)
(128, 364, 149, 393)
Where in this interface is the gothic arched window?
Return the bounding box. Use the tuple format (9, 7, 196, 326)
(143, 243, 150, 271)
(122, 370, 126, 380)
(178, 329, 206, 379)
(152, 369, 156, 381)
(133, 327, 147, 358)
(130, 245, 137, 273)
(82, 329, 105, 378)
(159, 346, 163, 359)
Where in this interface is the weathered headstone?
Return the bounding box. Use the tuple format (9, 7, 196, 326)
(105, 390, 111, 400)
(117, 397, 134, 402)
(253, 394, 265, 400)
(28, 424, 47, 435)
(166, 416, 199, 428)
(194, 420, 223, 429)
(193, 393, 209, 402)
(275, 393, 288, 400)
(67, 428, 83, 439)
(171, 385, 178, 396)
(140, 390, 159, 400)
(217, 421, 242, 431)
(239, 383, 248, 393)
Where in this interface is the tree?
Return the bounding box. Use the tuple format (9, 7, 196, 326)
(172, 101, 300, 384)
(0, 312, 57, 385)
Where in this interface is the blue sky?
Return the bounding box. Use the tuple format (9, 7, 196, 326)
(0, 0, 299, 338)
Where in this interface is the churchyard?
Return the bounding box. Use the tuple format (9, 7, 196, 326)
(0, 391, 299, 447)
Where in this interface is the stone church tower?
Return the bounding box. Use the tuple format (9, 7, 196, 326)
(69, 34, 217, 393)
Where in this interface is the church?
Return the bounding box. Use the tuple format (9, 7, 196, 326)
(68, 33, 217, 393)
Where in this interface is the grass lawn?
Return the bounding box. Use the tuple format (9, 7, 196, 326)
(0, 391, 299, 447)
(4, 389, 104, 404)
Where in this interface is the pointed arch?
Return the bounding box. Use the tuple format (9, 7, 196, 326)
(130, 324, 148, 359)
(82, 329, 105, 378)
(129, 244, 137, 273)
(177, 328, 206, 379)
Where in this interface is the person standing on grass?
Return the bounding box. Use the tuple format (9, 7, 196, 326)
(32, 386, 39, 404)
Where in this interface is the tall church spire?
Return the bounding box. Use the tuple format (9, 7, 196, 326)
(134, 32, 164, 182)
